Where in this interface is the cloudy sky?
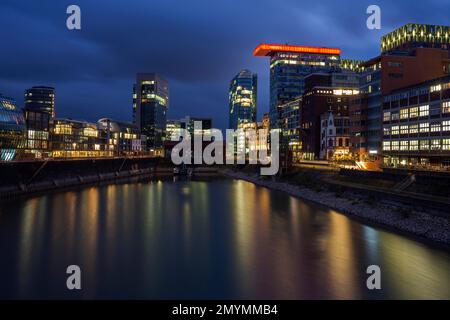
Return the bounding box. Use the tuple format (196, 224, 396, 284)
(0, 0, 448, 130)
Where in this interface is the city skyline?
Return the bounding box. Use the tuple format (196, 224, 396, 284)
(0, 0, 449, 304)
(1, 0, 449, 130)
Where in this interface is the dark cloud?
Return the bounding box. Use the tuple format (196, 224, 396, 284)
(0, 0, 448, 130)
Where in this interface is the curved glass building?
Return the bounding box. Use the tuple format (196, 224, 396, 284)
(0, 95, 26, 161)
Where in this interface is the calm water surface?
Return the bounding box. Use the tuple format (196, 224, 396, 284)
(0, 178, 449, 299)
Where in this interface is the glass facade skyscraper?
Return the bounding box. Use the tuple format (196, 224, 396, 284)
(133, 73, 169, 149)
(254, 44, 341, 129)
(24, 86, 55, 117)
(228, 70, 257, 130)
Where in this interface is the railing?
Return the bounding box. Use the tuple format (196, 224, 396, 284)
(382, 164, 450, 172)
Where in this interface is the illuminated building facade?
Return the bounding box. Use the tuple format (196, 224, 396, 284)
(280, 97, 301, 162)
(254, 44, 341, 129)
(50, 118, 146, 158)
(257, 113, 270, 153)
(351, 46, 450, 161)
(134, 73, 169, 150)
(301, 72, 359, 159)
(24, 109, 50, 158)
(166, 119, 182, 140)
(381, 23, 450, 54)
(0, 95, 26, 161)
(24, 86, 55, 117)
(167, 116, 213, 139)
(180, 116, 213, 136)
(320, 111, 350, 160)
(340, 59, 365, 73)
(235, 119, 269, 157)
(382, 75, 450, 168)
(50, 119, 111, 158)
(350, 58, 382, 161)
(97, 118, 146, 155)
(228, 70, 257, 130)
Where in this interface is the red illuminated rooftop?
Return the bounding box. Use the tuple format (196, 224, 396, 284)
(253, 44, 341, 56)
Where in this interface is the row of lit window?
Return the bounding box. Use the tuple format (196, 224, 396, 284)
(385, 121, 450, 135)
(429, 82, 450, 93)
(384, 102, 450, 121)
(383, 139, 450, 151)
(270, 60, 327, 68)
(27, 130, 49, 140)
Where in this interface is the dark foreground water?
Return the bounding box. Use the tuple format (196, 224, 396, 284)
(0, 178, 449, 299)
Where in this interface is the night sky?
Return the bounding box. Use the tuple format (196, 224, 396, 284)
(0, 0, 448, 130)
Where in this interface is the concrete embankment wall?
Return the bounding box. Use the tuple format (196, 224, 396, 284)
(0, 157, 160, 199)
(337, 169, 450, 214)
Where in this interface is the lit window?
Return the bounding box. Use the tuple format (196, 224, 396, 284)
(409, 124, 419, 134)
(430, 84, 442, 92)
(400, 141, 409, 150)
(443, 101, 450, 114)
(419, 140, 429, 150)
(431, 139, 441, 150)
(443, 121, 450, 131)
(383, 112, 391, 122)
(419, 123, 429, 133)
(400, 108, 409, 119)
(391, 141, 399, 150)
(391, 126, 399, 135)
(430, 123, 441, 132)
(383, 141, 391, 151)
(409, 140, 418, 151)
(443, 139, 450, 150)
(409, 107, 418, 118)
(419, 105, 429, 117)
(400, 125, 408, 135)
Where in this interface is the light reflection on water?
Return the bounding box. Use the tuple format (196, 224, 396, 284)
(0, 178, 448, 299)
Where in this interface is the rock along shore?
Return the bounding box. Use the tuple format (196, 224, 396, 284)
(223, 170, 450, 247)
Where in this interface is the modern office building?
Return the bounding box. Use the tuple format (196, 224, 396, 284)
(320, 111, 351, 160)
(166, 119, 182, 140)
(350, 47, 450, 161)
(301, 72, 359, 159)
(0, 95, 26, 161)
(22, 86, 54, 158)
(279, 97, 301, 162)
(341, 59, 365, 73)
(382, 75, 450, 168)
(24, 86, 55, 117)
(133, 73, 169, 150)
(253, 44, 341, 129)
(24, 108, 50, 158)
(164, 116, 214, 159)
(181, 116, 213, 136)
(257, 113, 270, 153)
(97, 118, 146, 155)
(381, 23, 450, 54)
(350, 58, 382, 161)
(228, 70, 257, 130)
(166, 116, 213, 138)
(50, 119, 111, 158)
(50, 118, 146, 158)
